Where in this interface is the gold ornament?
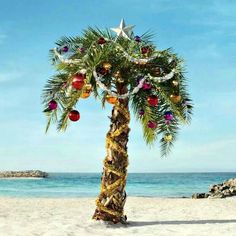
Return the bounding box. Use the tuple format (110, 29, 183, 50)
(106, 95, 118, 105)
(81, 84, 92, 99)
(172, 80, 179, 86)
(170, 94, 181, 103)
(103, 62, 112, 70)
(113, 71, 121, 78)
(117, 78, 125, 83)
(164, 134, 173, 142)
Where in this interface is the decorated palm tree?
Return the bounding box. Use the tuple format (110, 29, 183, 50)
(42, 19, 193, 224)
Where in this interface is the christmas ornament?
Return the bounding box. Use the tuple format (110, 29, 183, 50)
(81, 84, 92, 99)
(106, 95, 118, 105)
(134, 35, 141, 42)
(147, 121, 157, 129)
(164, 111, 174, 121)
(113, 71, 121, 78)
(48, 100, 57, 110)
(98, 37, 106, 45)
(172, 80, 179, 86)
(165, 120, 171, 125)
(139, 109, 145, 116)
(147, 95, 158, 106)
(103, 62, 112, 70)
(69, 110, 80, 122)
(78, 47, 85, 53)
(62, 46, 69, 52)
(142, 81, 152, 90)
(117, 78, 125, 83)
(170, 94, 181, 103)
(72, 73, 85, 90)
(164, 134, 173, 142)
(111, 19, 134, 39)
(141, 47, 150, 54)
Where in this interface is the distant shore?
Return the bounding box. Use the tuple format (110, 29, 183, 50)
(0, 197, 235, 236)
(0, 170, 48, 178)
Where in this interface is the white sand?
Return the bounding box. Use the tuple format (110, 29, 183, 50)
(0, 197, 236, 236)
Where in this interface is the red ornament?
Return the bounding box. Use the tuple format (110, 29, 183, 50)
(72, 73, 85, 90)
(98, 37, 106, 45)
(147, 121, 157, 129)
(147, 95, 158, 106)
(141, 47, 150, 54)
(69, 110, 80, 122)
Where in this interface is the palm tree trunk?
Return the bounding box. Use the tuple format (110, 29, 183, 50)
(92, 84, 130, 224)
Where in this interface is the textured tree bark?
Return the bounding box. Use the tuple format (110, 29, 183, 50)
(92, 84, 130, 224)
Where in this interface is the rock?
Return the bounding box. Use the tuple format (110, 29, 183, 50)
(193, 178, 236, 199)
(192, 193, 209, 199)
(0, 170, 48, 178)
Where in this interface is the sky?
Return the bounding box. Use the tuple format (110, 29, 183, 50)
(0, 0, 235, 172)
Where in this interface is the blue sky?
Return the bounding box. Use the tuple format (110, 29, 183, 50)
(0, 0, 235, 172)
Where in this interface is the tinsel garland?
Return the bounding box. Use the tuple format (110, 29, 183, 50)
(95, 103, 130, 218)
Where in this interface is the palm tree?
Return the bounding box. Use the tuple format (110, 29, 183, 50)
(42, 20, 193, 224)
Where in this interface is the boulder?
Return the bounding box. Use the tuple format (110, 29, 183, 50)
(193, 178, 236, 199)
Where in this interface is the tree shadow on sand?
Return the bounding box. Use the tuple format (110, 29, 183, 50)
(127, 219, 236, 227)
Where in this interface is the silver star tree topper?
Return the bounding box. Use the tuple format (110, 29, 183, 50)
(111, 19, 134, 39)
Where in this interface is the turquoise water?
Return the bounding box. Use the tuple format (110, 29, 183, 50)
(0, 173, 235, 198)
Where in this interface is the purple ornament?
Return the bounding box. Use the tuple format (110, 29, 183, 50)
(134, 35, 141, 42)
(164, 111, 173, 121)
(139, 109, 145, 116)
(142, 82, 152, 90)
(165, 120, 171, 125)
(78, 47, 85, 53)
(147, 121, 157, 129)
(62, 46, 69, 52)
(48, 100, 58, 110)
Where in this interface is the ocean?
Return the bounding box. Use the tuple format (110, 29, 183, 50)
(0, 172, 235, 198)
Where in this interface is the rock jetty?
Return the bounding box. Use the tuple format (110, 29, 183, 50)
(192, 178, 236, 199)
(0, 170, 48, 178)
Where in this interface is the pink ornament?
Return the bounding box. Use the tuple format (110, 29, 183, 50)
(147, 121, 157, 129)
(164, 111, 174, 121)
(48, 100, 57, 110)
(142, 82, 152, 90)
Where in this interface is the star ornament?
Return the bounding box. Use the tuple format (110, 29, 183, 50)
(111, 19, 134, 39)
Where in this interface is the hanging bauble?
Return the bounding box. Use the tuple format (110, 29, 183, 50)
(72, 73, 85, 90)
(141, 46, 150, 54)
(142, 82, 152, 90)
(106, 95, 118, 105)
(48, 100, 57, 110)
(147, 95, 158, 106)
(113, 71, 121, 78)
(117, 77, 125, 83)
(69, 110, 80, 122)
(77, 47, 85, 53)
(172, 80, 179, 86)
(165, 120, 171, 125)
(98, 37, 106, 45)
(81, 84, 92, 99)
(147, 121, 157, 129)
(62, 46, 69, 53)
(164, 134, 173, 142)
(164, 111, 174, 121)
(170, 94, 182, 103)
(134, 35, 141, 42)
(103, 62, 112, 70)
(139, 109, 145, 116)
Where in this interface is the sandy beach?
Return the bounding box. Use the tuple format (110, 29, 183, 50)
(0, 197, 235, 236)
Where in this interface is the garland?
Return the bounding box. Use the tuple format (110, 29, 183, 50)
(95, 103, 130, 219)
